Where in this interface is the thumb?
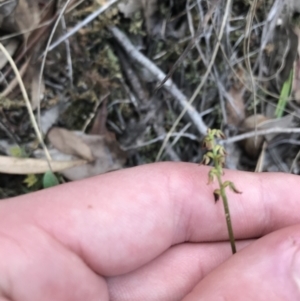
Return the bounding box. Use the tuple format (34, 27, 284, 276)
(183, 225, 300, 301)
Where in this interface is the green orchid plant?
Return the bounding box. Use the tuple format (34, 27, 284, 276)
(202, 129, 241, 254)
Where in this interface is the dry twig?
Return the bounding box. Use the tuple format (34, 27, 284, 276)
(224, 128, 300, 144)
(109, 26, 208, 136)
(46, 0, 120, 53)
(156, 0, 232, 161)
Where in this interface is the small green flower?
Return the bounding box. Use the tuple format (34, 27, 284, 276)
(208, 168, 218, 184)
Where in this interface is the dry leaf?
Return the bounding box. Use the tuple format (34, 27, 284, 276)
(0, 0, 56, 105)
(61, 133, 126, 180)
(14, 0, 40, 41)
(118, 0, 142, 17)
(46, 99, 127, 181)
(241, 114, 295, 157)
(0, 155, 86, 174)
(0, 37, 18, 69)
(47, 127, 95, 162)
(257, 114, 296, 141)
(226, 85, 246, 126)
(27, 64, 44, 110)
(241, 114, 269, 157)
(45, 131, 127, 181)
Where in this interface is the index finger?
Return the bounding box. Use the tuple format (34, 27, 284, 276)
(0, 162, 299, 276)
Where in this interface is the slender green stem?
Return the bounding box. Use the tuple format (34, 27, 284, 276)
(216, 174, 236, 254)
(202, 129, 239, 255)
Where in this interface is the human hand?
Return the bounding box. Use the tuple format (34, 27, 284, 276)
(0, 162, 300, 301)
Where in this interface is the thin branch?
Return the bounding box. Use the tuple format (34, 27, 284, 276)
(46, 0, 120, 53)
(37, 0, 73, 128)
(244, 0, 258, 136)
(123, 132, 199, 151)
(61, 15, 73, 88)
(223, 128, 300, 144)
(109, 26, 208, 136)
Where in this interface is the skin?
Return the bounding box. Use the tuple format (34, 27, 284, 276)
(0, 162, 300, 300)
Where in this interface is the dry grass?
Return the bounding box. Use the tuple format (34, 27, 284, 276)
(0, 0, 299, 197)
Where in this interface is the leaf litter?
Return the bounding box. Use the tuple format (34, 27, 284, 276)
(0, 0, 300, 197)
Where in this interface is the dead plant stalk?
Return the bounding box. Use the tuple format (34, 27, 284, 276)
(0, 43, 52, 169)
